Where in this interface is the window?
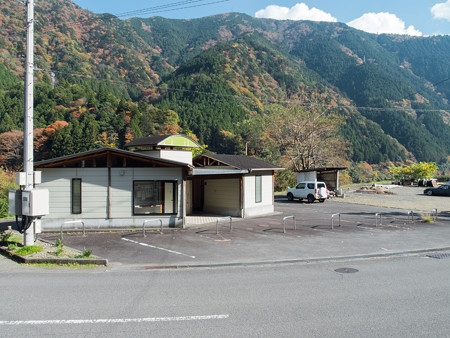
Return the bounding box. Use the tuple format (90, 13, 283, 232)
(255, 176, 262, 203)
(71, 179, 82, 214)
(296, 183, 306, 189)
(133, 181, 177, 215)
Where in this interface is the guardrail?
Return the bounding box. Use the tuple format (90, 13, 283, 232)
(143, 219, 163, 237)
(216, 216, 232, 235)
(283, 216, 296, 233)
(331, 213, 341, 230)
(375, 213, 382, 227)
(60, 220, 85, 241)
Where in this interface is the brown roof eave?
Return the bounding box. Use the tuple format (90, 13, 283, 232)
(34, 148, 193, 169)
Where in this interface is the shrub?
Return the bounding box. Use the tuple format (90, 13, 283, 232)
(75, 249, 93, 259)
(0, 199, 9, 219)
(55, 239, 64, 256)
(8, 242, 18, 251)
(0, 231, 21, 244)
(0, 231, 13, 242)
(0, 167, 18, 219)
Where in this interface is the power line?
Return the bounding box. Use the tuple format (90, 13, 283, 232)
(433, 77, 450, 86)
(114, 0, 229, 18)
(39, 0, 230, 33)
(32, 67, 449, 114)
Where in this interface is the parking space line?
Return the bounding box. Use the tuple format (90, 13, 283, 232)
(0, 314, 229, 326)
(121, 238, 196, 259)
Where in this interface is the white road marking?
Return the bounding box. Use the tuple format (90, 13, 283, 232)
(121, 237, 196, 258)
(0, 314, 229, 326)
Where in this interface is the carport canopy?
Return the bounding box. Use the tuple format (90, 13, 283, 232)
(295, 167, 347, 191)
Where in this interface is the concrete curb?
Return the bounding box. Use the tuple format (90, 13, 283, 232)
(110, 247, 450, 271)
(0, 247, 108, 266)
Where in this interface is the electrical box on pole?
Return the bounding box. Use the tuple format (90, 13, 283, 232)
(8, 190, 22, 216)
(21, 189, 49, 216)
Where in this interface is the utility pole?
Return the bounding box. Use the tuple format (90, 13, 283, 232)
(23, 0, 35, 246)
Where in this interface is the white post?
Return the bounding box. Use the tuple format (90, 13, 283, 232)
(23, 0, 35, 246)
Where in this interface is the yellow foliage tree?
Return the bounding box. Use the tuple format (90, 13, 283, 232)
(389, 162, 438, 182)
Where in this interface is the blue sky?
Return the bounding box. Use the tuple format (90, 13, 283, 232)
(72, 0, 450, 36)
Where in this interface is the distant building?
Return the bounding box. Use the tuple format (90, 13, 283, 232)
(294, 167, 347, 191)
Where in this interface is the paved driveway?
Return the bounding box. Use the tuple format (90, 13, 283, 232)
(38, 197, 450, 268)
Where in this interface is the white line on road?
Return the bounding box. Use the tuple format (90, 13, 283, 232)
(121, 237, 196, 258)
(0, 314, 229, 326)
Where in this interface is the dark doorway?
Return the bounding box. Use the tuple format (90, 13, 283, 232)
(192, 179, 204, 212)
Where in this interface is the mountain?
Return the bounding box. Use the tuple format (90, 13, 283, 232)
(156, 32, 408, 163)
(0, 0, 449, 165)
(131, 15, 450, 162)
(0, 0, 167, 90)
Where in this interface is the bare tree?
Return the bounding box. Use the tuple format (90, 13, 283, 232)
(263, 104, 348, 171)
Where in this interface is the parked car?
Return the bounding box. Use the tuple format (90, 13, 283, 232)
(287, 181, 328, 203)
(423, 185, 450, 196)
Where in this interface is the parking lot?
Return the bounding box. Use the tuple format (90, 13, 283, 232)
(39, 193, 450, 269)
(335, 185, 449, 212)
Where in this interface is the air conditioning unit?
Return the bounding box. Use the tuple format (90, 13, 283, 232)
(22, 189, 49, 216)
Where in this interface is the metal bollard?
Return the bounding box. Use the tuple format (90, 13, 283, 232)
(432, 209, 438, 221)
(407, 211, 414, 223)
(216, 216, 232, 235)
(283, 216, 296, 233)
(375, 213, 382, 227)
(331, 213, 341, 230)
(143, 219, 163, 237)
(60, 220, 85, 242)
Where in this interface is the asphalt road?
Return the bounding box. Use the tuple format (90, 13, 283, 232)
(1, 255, 450, 337)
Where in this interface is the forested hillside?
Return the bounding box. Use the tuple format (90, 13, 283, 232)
(0, 0, 449, 174)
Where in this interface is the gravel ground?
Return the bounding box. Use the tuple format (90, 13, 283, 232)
(333, 185, 449, 213)
(0, 231, 81, 259)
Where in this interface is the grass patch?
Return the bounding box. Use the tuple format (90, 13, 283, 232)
(15, 245, 43, 256)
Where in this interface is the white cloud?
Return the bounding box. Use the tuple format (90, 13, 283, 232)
(431, 0, 450, 21)
(347, 12, 422, 36)
(254, 3, 337, 22)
